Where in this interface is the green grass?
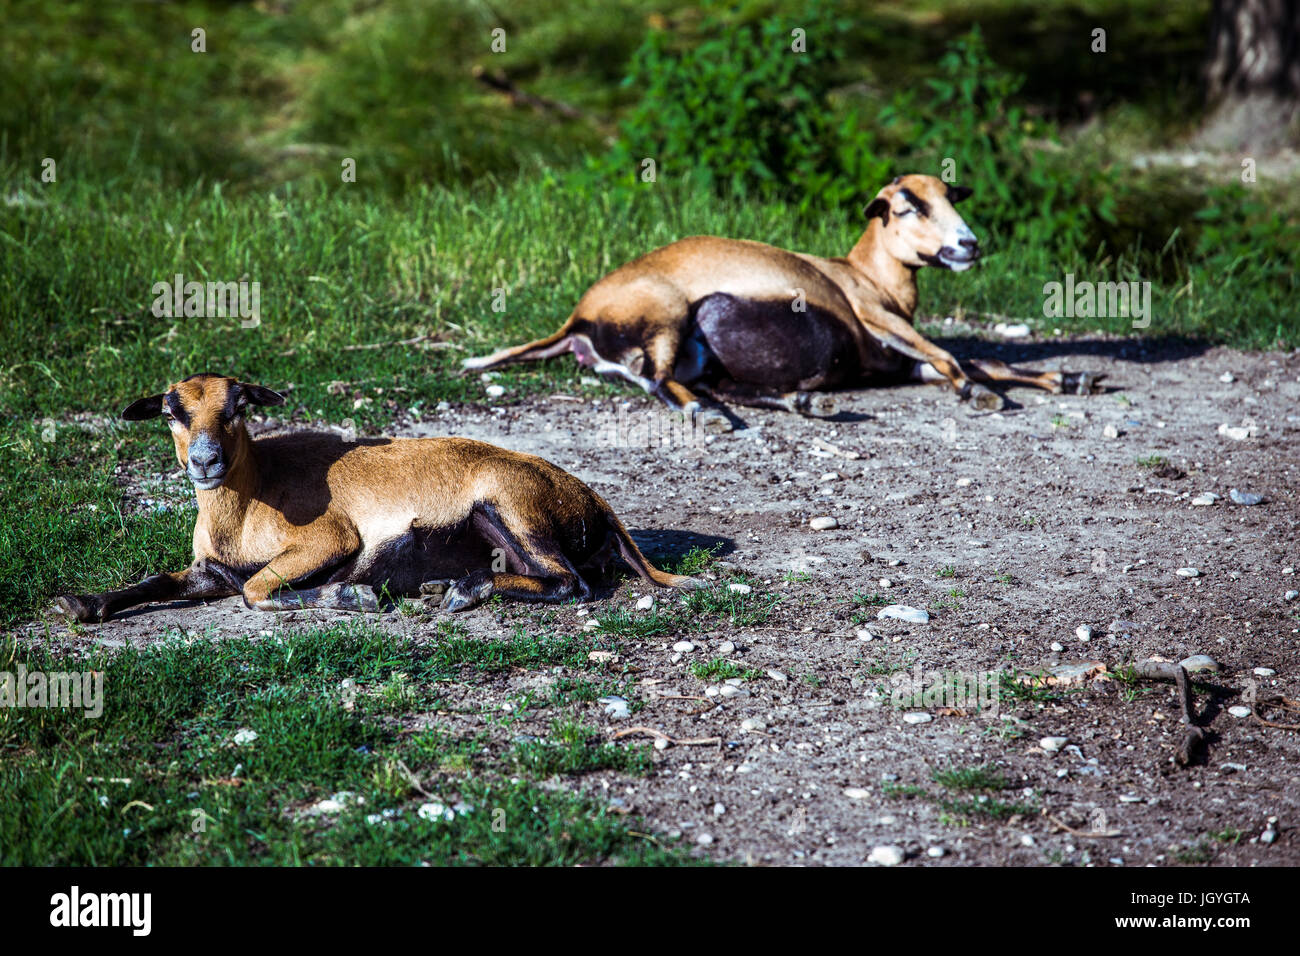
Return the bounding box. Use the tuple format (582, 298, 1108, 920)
(0, 622, 693, 865)
(593, 576, 781, 641)
(883, 762, 1035, 826)
(690, 658, 762, 682)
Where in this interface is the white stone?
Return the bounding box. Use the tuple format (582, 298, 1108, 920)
(843, 787, 870, 800)
(1179, 655, 1219, 674)
(868, 845, 906, 866)
(809, 516, 838, 531)
(740, 718, 766, 732)
(636, 595, 654, 610)
(1254, 667, 1276, 677)
(728, 582, 752, 594)
(1228, 705, 1252, 718)
(599, 696, 631, 720)
(927, 846, 946, 858)
(1040, 736, 1068, 752)
(1076, 625, 1092, 642)
(903, 712, 932, 725)
(672, 640, 695, 653)
(1176, 567, 1200, 577)
(767, 669, 787, 683)
(485, 384, 506, 398)
(877, 605, 930, 624)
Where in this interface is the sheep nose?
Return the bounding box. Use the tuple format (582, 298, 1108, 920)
(959, 237, 979, 251)
(189, 446, 220, 473)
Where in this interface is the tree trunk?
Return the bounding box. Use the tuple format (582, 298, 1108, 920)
(1199, 0, 1300, 150)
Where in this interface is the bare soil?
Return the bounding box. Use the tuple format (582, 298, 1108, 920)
(26, 334, 1300, 866)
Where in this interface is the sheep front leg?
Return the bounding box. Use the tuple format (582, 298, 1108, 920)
(242, 541, 374, 613)
(54, 559, 242, 623)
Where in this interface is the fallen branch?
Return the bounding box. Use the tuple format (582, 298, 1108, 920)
(1130, 660, 1208, 766)
(612, 726, 722, 747)
(1252, 694, 1300, 731)
(472, 65, 592, 122)
(1046, 812, 1122, 839)
(340, 333, 455, 352)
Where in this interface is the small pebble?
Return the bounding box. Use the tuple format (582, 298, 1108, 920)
(1050, 642, 1064, 652)
(1253, 667, 1276, 677)
(672, 640, 694, 653)
(485, 384, 506, 398)
(1176, 567, 1200, 578)
(926, 846, 946, 858)
(1219, 371, 1235, 383)
(1285, 590, 1298, 602)
(843, 787, 870, 800)
(740, 718, 766, 732)
(868, 845, 906, 866)
(1228, 705, 1252, 718)
(599, 696, 631, 720)
(1102, 424, 1119, 439)
(636, 595, 654, 610)
(855, 628, 875, 641)
(809, 516, 838, 531)
(728, 582, 753, 594)
(1179, 655, 1219, 674)
(696, 833, 714, 846)
(713, 803, 726, 816)
(767, 669, 787, 683)
(877, 605, 930, 624)
(1229, 488, 1264, 506)
(717, 640, 736, 655)
(1040, 736, 1068, 752)
(903, 712, 932, 725)
(1076, 625, 1092, 642)
(1191, 493, 1219, 506)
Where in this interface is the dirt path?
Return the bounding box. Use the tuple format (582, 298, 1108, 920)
(29, 336, 1300, 865)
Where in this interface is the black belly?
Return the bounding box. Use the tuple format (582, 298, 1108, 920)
(687, 292, 904, 392)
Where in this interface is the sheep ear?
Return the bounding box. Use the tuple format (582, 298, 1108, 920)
(948, 185, 973, 203)
(863, 197, 891, 224)
(121, 395, 164, 420)
(240, 383, 286, 407)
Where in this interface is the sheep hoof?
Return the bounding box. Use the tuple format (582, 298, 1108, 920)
(338, 583, 379, 612)
(790, 391, 837, 418)
(1065, 371, 1105, 396)
(694, 408, 733, 434)
(418, 579, 451, 601)
(966, 383, 1004, 411)
(442, 576, 493, 613)
(54, 594, 104, 623)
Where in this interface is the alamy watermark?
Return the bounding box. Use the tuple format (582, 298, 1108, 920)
(151, 273, 260, 328)
(1, 664, 103, 718)
(890, 664, 999, 715)
(598, 403, 708, 450)
(1042, 273, 1150, 329)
